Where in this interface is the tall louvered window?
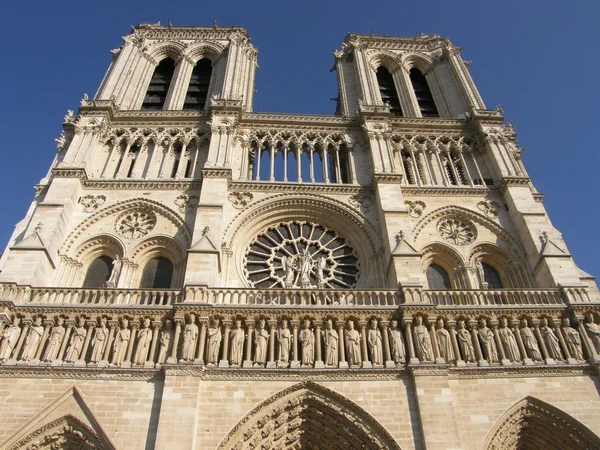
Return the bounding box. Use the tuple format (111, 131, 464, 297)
(409, 68, 438, 117)
(426, 264, 451, 289)
(141, 58, 176, 110)
(141, 257, 174, 289)
(183, 58, 212, 110)
(376, 67, 403, 116)
(82, 256, 113, 288)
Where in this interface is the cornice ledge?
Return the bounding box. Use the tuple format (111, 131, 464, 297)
(409, 364, 450, 376)
(84, 179, 201, 191)
(499, 176, 531, 193)
(229, 181, 368, 195)
(242, 112, 354, 126)
(172, 304, 401, 317)
(372, 173, 403, 185)
(0, 365, 160, 380)
(401, 186, 493, 197)
(202, 168, 233, 179)
(52, 167, 88, 181)
(10, 304, 173, 316)
(447, 364, 591, 379)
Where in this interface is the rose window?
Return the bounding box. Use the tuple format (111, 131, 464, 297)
(437, 216, 477, 245)
(115, 210, 157, 239)
(244, 221, 359, 289)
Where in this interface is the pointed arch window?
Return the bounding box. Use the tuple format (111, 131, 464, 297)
(141, 58, 176, 110)
(376, 67, 403, 116)
(409, 68, 439, 117)
(82, 256, 113, 288)
(183, 58, 212, 110)
(482, 263, 503, 289)
(141, 257, 174, 289)
(426, 264, 451, 289)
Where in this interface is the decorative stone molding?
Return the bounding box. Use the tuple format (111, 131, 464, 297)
(348, 194, 374, 213)
(115, 209, 157, 239)
(228, 191, 253, 209)
(174, 194, 198, 213)
(477, 200, 500, 218)
(404, 200, 426, 218)
(437, 216, 477, 245)
(80, 195, 106, 213)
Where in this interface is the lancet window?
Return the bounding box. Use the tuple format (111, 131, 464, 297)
(392, 135, 493, 188)
(248, 138, 353, 184)
(482, 263, 503, 289)
(183, 58, 212, 110)
(82, 256, 113, 288)
(141, 257, 174, 289)
(409, 68, 438, 117)
(376, 66, 403, 116)
(426, 264, 451, 289)
(141, 58, 176, 110)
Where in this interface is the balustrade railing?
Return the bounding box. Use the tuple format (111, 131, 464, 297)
(414, 288, 564, 306)
(184, 287, 401, 307)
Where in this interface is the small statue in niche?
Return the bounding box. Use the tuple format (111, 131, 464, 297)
(435, 319, 455, 363)
(539, 318, 563, 361)
(562, 318, 584, 361)
(388, 320, 406, 364)
(90, 318, 108, 363)
(0, 318, 21, 362)
(456, 320, 475, 363)
(112, 318, 130, 365)
(64, 318, 86, 363)
(367, 320, 383, 366)
(21, 317, 44, 362)
(133, 319, 152, 365)
(254, 319, 269, 367)
(105, 255, 122, 288)
(281, 256, 295, 287)
(519, 318, 542, 361)
(497, 317, 520, 362)
(316, 257, 326, 285)
(157, 320, 173, 364)
(324, 319, 339, 367)
(584, 313, 600, 353)
(229, 319, 245, 367)
(277, 319, 291, 366)
(344, 321, 361, 367)
(181, 314, 198, 362)
(42, 317, 66, 362)
(206, 319, 222, 366)
(299, 319, 314, 367)
(477, 318, 498, 363)
(414, 316, 433, 362)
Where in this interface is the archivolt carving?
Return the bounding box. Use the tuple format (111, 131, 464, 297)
(6, 414, 113, 450)
(61, 198, 192, 257)
(184, 42, 224, 63)
(144, 41, 186, 64)
(217, 381, 401, 450)
(413, 205, 524, 259)
(222, 194, 383, 288)
(73, 235, 125, 262)
(483, 396, 600, 450)
(400, 52, 434, 73)
(130, 235, 187, 265)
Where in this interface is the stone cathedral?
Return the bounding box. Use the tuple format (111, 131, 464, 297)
(1, 22, 600, 450)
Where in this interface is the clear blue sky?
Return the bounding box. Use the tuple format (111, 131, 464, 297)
(0, 0, 598, 280)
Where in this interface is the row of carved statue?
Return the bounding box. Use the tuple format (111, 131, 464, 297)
(0, 313, 599, 369)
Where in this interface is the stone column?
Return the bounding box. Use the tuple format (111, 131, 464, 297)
(428, 319, 445, 364)
(337, 322, 348, 368)
(145, 321, 161, 368)
(403, 320, 419, 365)
(34, 320, 53, 364)
(314, 322, 324, 368)
(267, 320, 277, 368)
(380, 321, 395, 368)
(219, 320, 231, 368)
(448, 322, 465, 367)
(195, 319, 208, 365)
(533, 321, 555, 365)
(359, 321, 371, 368)
(100, 321, 117, 367)
(55, 321, 74, 366)
(291, 320, 300, 368)
(491, 321, 510, 366)
(8, 320, 29, 364)
(512, 319, 531, 365)
(167, 319, 182, 364)
(469, 320, 487, 367)
(76, 321, 95, 367)
(123, 322, 138, 368)
(243, 320, 254, 368)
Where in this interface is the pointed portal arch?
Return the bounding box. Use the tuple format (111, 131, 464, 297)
(217, 381, 401, 450)
(483, 396, 600, 450)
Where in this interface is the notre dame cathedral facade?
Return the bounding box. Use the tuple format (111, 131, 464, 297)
(0, 23, 599, 450)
